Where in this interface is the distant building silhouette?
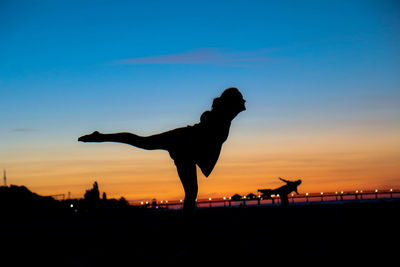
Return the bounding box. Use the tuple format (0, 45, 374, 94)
(231, 194, 242, 201)
(246, 193, 257, 200)
(151, 198, 157, 208)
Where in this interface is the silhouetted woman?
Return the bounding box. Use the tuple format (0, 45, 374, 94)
(78, 87, 246, 223)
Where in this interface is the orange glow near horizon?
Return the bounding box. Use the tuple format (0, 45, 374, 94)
(3, 128, 399, 202)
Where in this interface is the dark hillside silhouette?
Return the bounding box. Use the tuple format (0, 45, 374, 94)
(0, 183, 130, 216)
(79, 87, 246, 224)
(0, 185, 61, 214)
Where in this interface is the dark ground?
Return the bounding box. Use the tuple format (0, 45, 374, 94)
(1, 200, 398, 266)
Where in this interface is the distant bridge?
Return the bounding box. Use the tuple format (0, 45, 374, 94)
(133, 188, 400, 209)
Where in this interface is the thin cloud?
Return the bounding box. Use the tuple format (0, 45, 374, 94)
(11, 128, 36, 133)
(113, 48, 268, 66)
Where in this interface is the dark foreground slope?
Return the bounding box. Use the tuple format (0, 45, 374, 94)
(1, 201, 398, 266)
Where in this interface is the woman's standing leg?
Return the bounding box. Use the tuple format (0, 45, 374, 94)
(174, 159, 198, 226)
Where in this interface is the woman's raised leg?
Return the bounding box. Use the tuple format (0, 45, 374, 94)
(78, 131, 170, 150)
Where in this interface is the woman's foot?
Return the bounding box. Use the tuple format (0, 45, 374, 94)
(78, 131, 103, 142)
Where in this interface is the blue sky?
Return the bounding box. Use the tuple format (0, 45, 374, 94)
(1, 0, 399, 198)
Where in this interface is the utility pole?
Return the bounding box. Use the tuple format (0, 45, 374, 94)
(3, 169, 7, 186)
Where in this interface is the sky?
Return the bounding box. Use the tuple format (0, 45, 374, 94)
(1, 0, 399, 202)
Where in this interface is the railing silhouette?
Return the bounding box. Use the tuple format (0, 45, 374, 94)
(45, 194, 65, 200)
(134, 189, 400, 209)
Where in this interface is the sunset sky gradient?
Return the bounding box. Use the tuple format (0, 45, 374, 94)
(1, 0, 399, 202)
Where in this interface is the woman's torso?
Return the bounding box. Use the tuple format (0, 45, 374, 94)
(167, 111, 231, 177)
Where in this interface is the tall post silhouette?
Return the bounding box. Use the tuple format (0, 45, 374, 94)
(3, 169, 6, 186)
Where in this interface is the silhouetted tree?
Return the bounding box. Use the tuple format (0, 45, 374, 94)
(119, 197, 128, 206)
(84, 181, 100, 201)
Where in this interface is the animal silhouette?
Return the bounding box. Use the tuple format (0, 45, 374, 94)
(258, 177, 302, 206)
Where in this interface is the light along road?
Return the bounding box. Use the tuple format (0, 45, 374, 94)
(133, 188, 400, 209)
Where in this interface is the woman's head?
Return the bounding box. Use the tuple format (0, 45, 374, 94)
(212, 87, 246, 118)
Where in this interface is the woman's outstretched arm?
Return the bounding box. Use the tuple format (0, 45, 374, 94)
(279, 177, 290, 183)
